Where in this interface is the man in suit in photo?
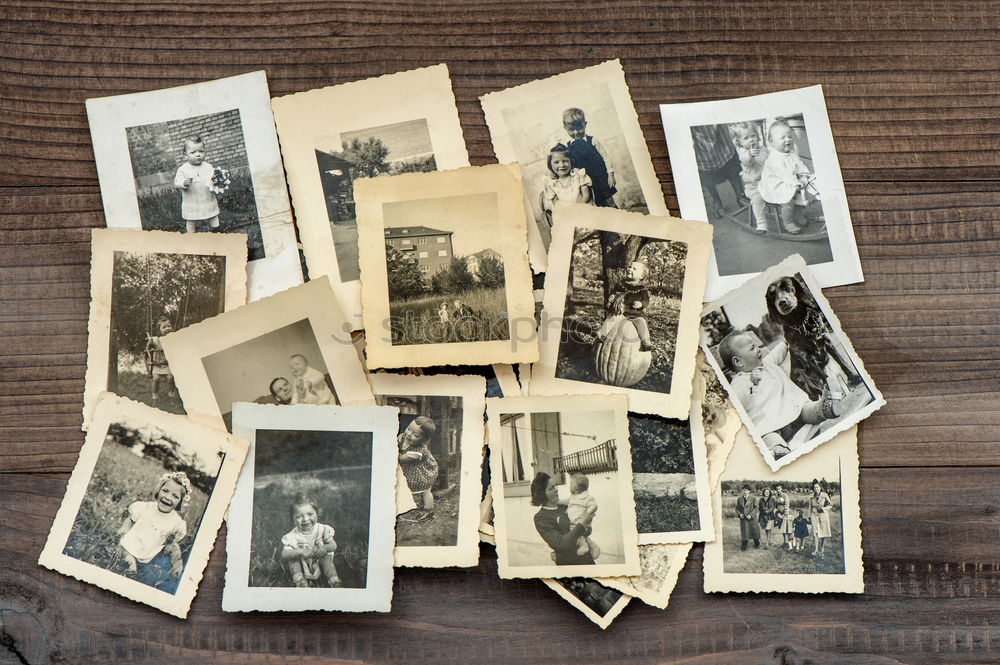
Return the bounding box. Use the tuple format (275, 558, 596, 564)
(737, 484, 761, 551)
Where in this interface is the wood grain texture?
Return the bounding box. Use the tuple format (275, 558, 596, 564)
(2, 1, 999, 662)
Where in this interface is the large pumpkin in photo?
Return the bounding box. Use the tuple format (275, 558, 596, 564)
(592, 314, 652, 387)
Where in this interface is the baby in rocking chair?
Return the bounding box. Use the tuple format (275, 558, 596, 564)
(759, 120, 822, 234)
(718, 331, 868, 458)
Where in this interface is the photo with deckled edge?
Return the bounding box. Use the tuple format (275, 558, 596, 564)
(541, 577, 632, 629)
(271, 64, 470, 328)
(82, 229, 247, 431)
(38, 392, 248, 619)
(660, 84, 863, 300)
(700, 254, 884, 471)
(594, 542, 691, 609)
(486, 393, 640, 580)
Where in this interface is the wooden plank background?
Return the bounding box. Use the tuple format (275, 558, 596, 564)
(2, 1, 999, 663)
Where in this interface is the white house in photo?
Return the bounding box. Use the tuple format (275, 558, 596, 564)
(498, 410, 626, 568)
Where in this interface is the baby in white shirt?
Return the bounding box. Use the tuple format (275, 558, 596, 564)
(560, 473, 601, 559)
(174, 136, 221, 234)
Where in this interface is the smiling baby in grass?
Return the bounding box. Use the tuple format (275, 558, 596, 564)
(116, 471, 190, 588)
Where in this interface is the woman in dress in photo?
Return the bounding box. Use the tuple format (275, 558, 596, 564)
(530, 472, 596, 565)
(758, 486, 777, 549)
(808, 480, 833, 556)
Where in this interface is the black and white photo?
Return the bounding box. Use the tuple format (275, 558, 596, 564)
(356, 164, 537, 369)
(487, 394, 639, 580)
(224, 403, 398, 612)
(39, 393, 248, 618)
(87, 71, 303, 300)
(541, 577, 631, 629)
(703, 427, 863, 594)
(273, 64, 470, 328)
(532, 204, 711, 419)
(661, 85, 864, 300)
(371, 373, 486, 568)
(594, 543, 691, 610)
(160, 277, 374, 433)
(700, 255, 884, 471)
(481, 59, 668, 270)
(82, 229, 247, 430)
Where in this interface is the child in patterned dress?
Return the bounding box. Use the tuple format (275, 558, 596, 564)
(397, 416, 439, 523)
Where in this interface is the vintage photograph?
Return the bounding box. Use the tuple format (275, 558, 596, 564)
(371, 373, 485, 568)
(695, 349, 743, 488)
(356, 164, 537, 369)
(480, 59, 668, 270)
(161, 277, 374, 432)
(224, 403, 398, 612)
(660, 85, 863, 300)
(532, 204, 711, 419)
(272, 64, 470, 329)
(124, 110, 264, 258)
(486, 394, 640, 580)
(39, 393, 247, 618)
(629, 407, 713, 544)
(703, 427, 864, 594)
(86, 71, 303, 300)
(700, 255, 884, 471)
(541, 577, 631, 629)
(82, 229, 247, 430)
(595, 542, 691, 610)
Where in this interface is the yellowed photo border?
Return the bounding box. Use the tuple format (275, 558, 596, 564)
(702, 426, 863, 594)
(532, 204, 711, 419)
(487, 393, 640, 580)
(39, 393, 248, 619)
(356, 164, 537, 368)
(82, 229, 248, 430)
(370, 373, 486, 568)
(272, 64, 470, 329)
(161, 277, 374, 432)
(541, 578, 632, 629)
(595, 542, 691, 610)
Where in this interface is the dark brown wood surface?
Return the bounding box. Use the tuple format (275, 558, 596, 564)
(2, 1, 999, 663)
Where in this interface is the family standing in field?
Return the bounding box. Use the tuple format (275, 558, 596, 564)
(735, 481, 834, 558)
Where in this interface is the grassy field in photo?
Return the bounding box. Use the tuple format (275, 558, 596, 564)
(62, 440, 209, 579)
(635, 490, 700, 534)
(721, 492, 845, 575)
(135, 170, 264, 261)
(114, 353, 185, 415)
(388, 287, 510, 346)
(248, 467, 372, 589)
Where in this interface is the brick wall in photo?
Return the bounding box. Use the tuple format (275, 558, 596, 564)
(127, 109, 248, 188)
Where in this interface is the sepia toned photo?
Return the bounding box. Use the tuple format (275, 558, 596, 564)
(87, 71, 303, 300)
(224, 403, 399, 612)
(703, 427, 863, 594)
(82, 229, 247, 430)
(661, 85, 863, 300)
(532, 204, 711, 419)
(480, 59, 668, 271)
(595, 542, 691, 610)
(695, 349, 743, 488)
(39, 393, 248, 618)
(371, 373, 486, 568)
(541, 577, 631, 629)
(161, 277, 374, 433)
(272, 65, 470, 328)
(356, 164, 537, 369)
(487, 394, 640, 580)
(700, 255, 884, 471)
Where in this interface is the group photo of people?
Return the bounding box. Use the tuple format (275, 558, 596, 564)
(721, 478, 845, 575)
(701, 270, 875, 463)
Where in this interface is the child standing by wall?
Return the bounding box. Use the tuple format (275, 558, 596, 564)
(174, 136, 221, 234)
(397, 416, 439, 523)
(116, 471, 190, 591)
(280, 494, 342, 588)
(562, 108, 617, 208)
(146, 316, 176, 402)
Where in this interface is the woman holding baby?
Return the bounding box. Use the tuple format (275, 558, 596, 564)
(530, 472, 595, 565)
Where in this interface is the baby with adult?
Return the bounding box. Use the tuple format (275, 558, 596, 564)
(558, 473, 601, 560)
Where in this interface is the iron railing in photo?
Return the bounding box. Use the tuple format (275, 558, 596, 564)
(554, 440, 617, 475)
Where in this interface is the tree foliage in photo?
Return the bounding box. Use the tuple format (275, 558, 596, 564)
(339, 137, 390, 178)
(431, 258, 476, 295)
(386, 242, 425, 301)
(475, 254, 506, 289)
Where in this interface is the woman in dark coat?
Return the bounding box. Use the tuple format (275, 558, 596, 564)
(530, 472, 595, 566)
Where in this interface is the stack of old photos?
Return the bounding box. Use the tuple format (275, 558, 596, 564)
(37, 60, 884, 626)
